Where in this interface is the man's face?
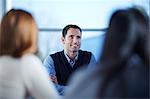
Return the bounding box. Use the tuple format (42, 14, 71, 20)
(62, 28, 81, 53)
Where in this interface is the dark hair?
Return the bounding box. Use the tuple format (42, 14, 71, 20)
(62, 24, 82, 37)
(98, 7, 149, 98)
(101, 7, 149, 65)
(0, 9, 37, 57)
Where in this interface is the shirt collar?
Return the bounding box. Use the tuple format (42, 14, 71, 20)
(64, 51, 79, 63)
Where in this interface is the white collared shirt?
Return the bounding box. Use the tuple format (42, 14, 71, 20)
(64, 51, 79, 67)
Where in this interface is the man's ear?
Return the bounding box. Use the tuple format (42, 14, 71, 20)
(61, 36, 65, 44)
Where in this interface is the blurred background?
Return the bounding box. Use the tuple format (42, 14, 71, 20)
(0, 0, 149, 61)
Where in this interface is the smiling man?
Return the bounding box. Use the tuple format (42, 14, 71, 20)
(43, 24, 96, 95)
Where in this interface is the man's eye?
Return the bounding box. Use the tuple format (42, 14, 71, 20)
(77, 36, 81, 39)
(69, 35, 73, 38)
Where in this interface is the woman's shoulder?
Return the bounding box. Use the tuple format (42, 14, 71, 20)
(65, 65, 102, 97)
(22, 54, 40, 60)
(21, 54, 44, 73)
(21, 54, 42, 64)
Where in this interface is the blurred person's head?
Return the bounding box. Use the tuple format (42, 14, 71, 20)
(61, 24, 82, 59)
(100, 7, 149, 65)
(0, 9, 38, 58)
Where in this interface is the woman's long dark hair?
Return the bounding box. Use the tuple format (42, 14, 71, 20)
(98, 7, 149, 98)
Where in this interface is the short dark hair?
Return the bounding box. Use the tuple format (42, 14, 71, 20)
(62, 24, 82, 37)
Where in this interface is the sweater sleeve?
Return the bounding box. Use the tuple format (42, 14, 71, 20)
(43, 55, 65, 95)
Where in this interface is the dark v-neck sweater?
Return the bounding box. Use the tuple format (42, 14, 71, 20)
(50, 50, 91, 85)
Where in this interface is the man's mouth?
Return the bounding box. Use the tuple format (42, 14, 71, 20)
(71, 44, 78, 47)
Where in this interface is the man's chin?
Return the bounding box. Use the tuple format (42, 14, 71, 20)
(70, 49, 78, 53)
(68, 47, 80, 53)
(73, 50, 78, 53)
(73, 47, 80, 52)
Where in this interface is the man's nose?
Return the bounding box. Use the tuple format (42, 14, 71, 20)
(73, 37, 78, 43)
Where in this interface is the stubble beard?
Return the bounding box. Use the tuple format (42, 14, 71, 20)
(68, 46, 79, 56)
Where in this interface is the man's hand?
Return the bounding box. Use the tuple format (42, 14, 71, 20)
(50, 75, 58, 84)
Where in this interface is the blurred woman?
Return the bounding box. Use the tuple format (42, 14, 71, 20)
(64, 7, 149, 98)
(97, 7, 149, 98)
(0, 9, 59, 99)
